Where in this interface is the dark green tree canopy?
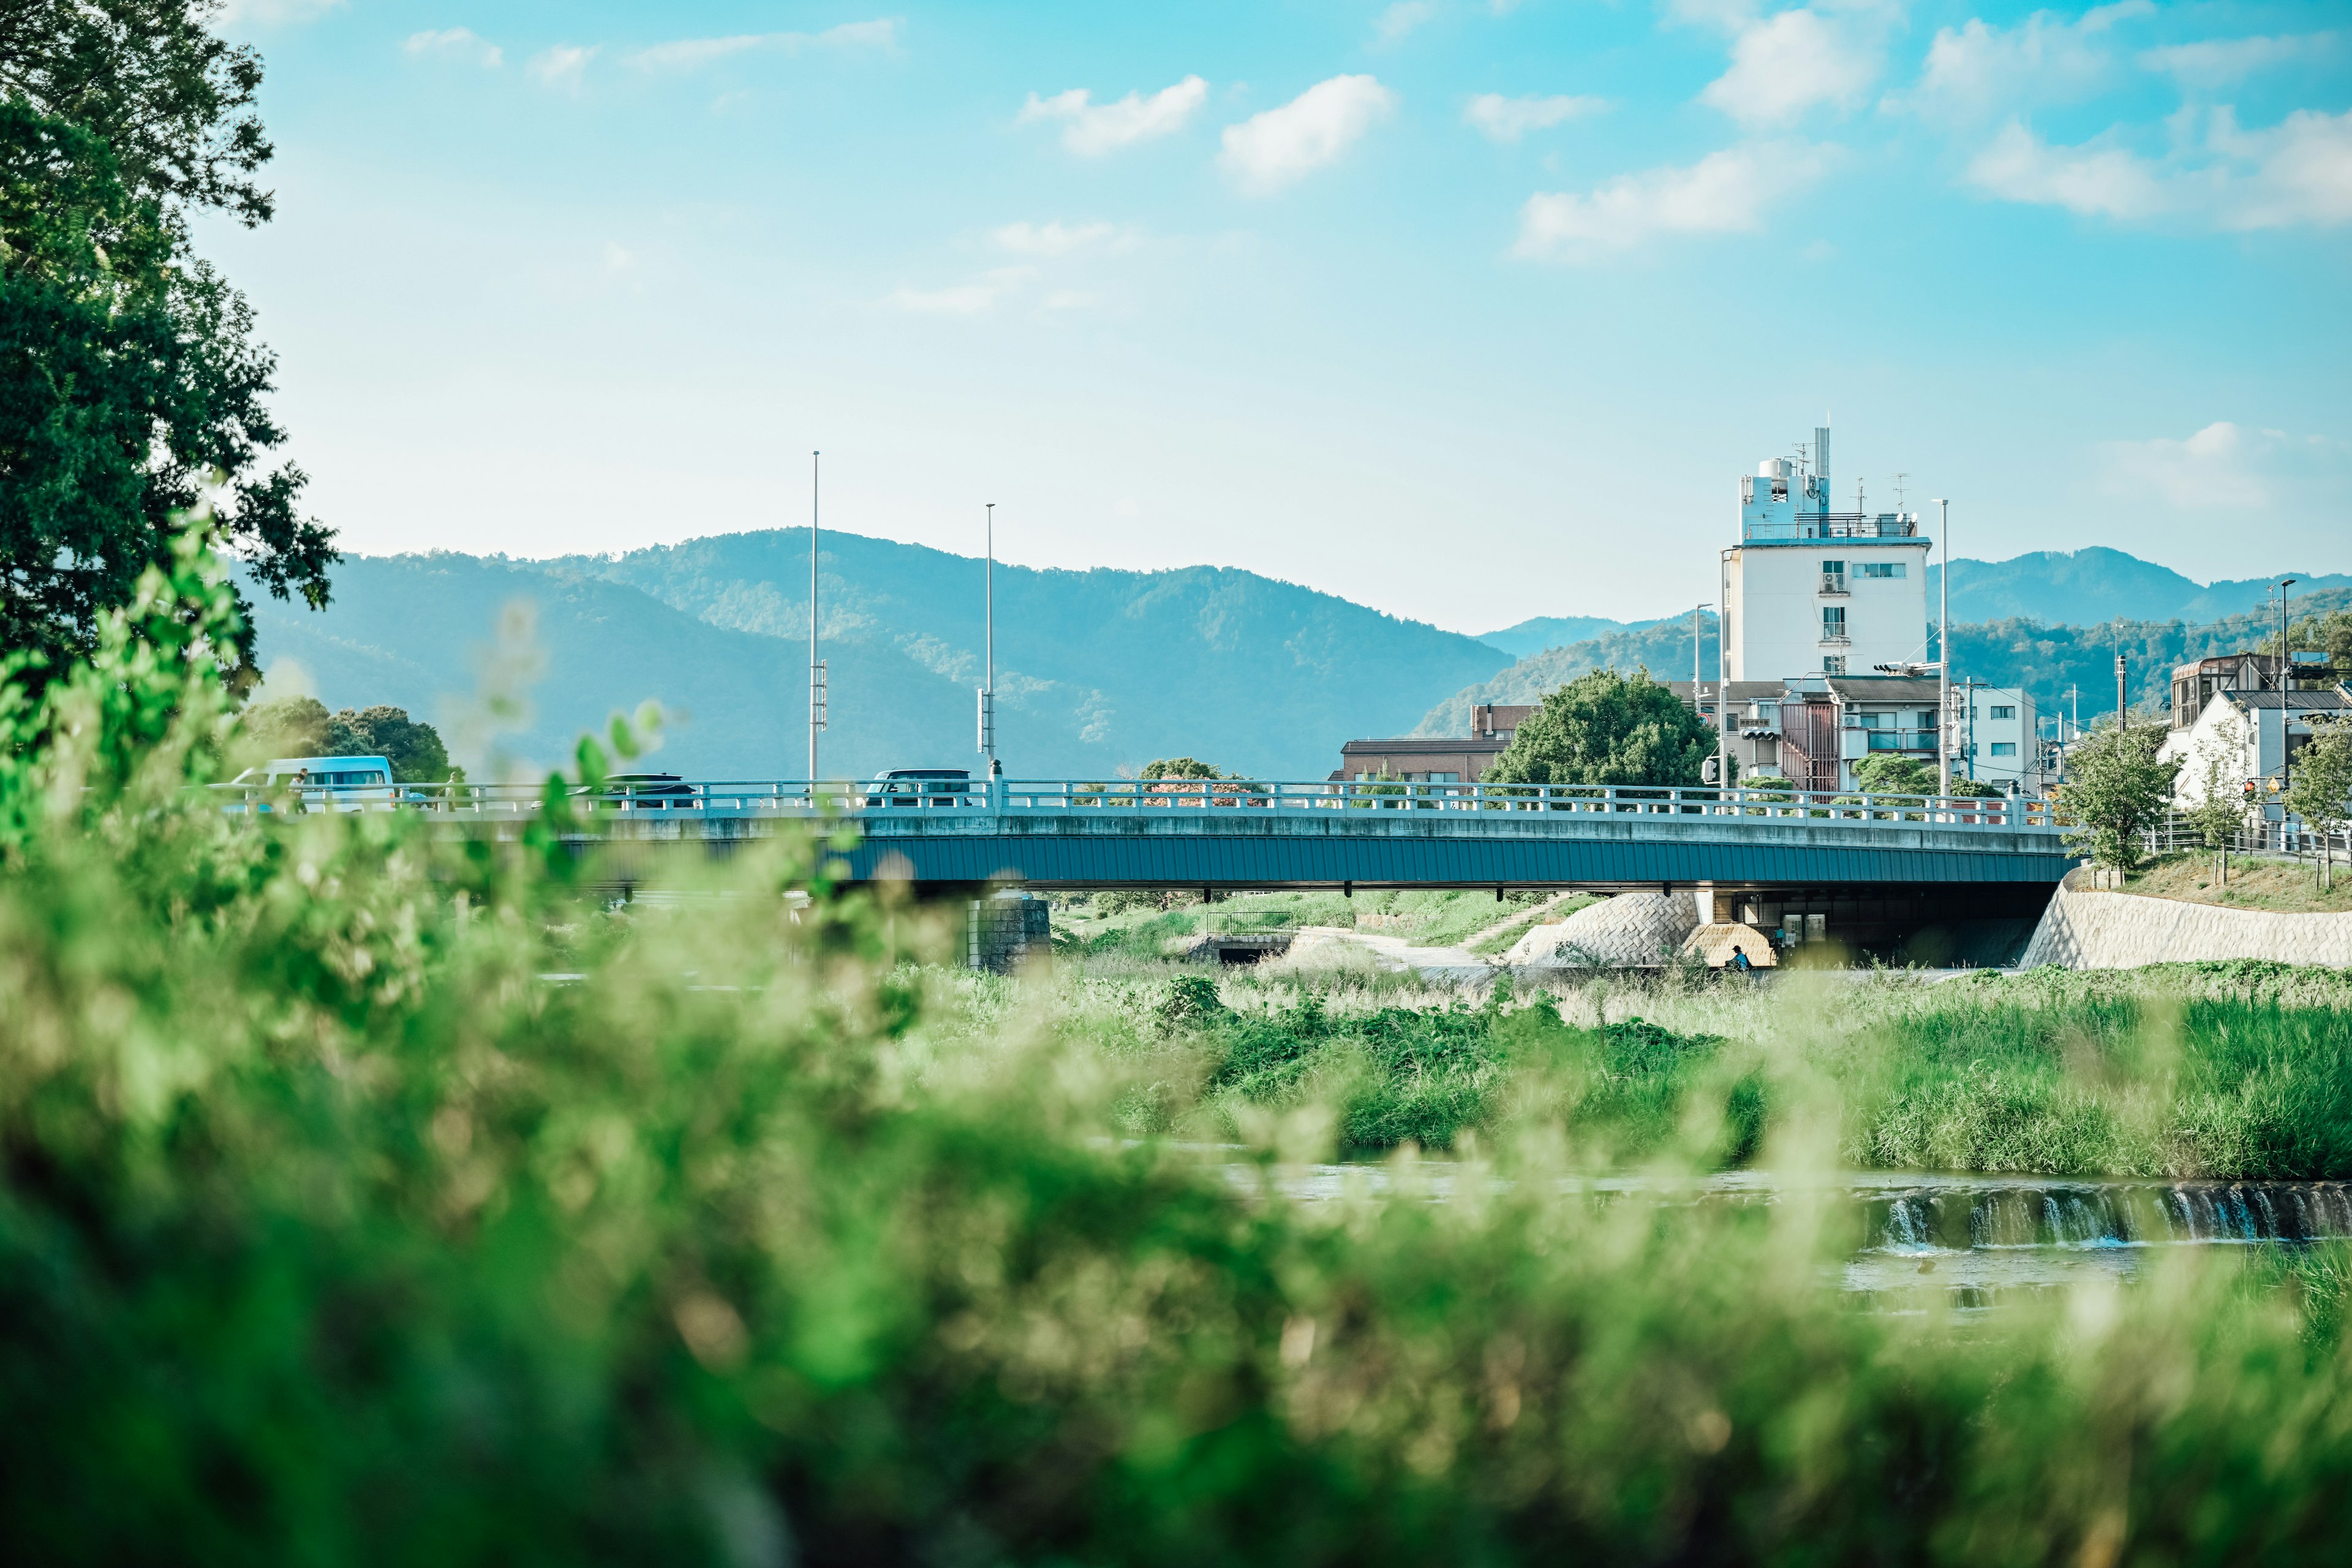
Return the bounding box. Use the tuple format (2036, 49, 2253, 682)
(1485, 669, 1713, 788)
(1, 1, 330, 690)
(1140, 757, 1224, 779)
(241, 695, 456, 782)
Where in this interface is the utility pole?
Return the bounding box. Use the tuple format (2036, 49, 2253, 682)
(2276, 577, 2297, 795)
(2115, 651, 2127, 734)
(809, 451, 824, 794)
(1934, 499, 1950, 795)
(1692, 601, 1713, 785)
(1717, 550, 1732, 793)
(978, 503, 997, 793)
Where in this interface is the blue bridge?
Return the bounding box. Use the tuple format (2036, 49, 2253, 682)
(227, 777, 2077, 897)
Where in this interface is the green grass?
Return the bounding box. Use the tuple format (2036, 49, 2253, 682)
(1001, 956, 2352, 1175)
(11, 545, 2352, 1561)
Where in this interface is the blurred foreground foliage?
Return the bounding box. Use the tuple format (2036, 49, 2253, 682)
(5, 535, 2352, 1563)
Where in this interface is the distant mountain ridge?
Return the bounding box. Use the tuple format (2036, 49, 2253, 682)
(1470, 548, 2352, 665)
(244, 529, 1513, 780)
(1416, 588, 2352, 741)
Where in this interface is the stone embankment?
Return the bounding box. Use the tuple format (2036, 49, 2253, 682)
(2019, 884, 2352, 970)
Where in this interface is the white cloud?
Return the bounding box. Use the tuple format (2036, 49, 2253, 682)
(403, 28, 502, 68)
(1899, 1, 2153, 123)
(1218, 75, 1398, 192)
(1374, 2, 1439, 45)
(1964, 121, 2169, 218)
(217, 0, 344, 22)
(627, 20, 900, 72)
(1700, 8, 1882, 127)
(1966, 108, 2352, 230)
(528, 44, 596, 92)
(990, 221, 1136, 257)
(604, 243, 635, 271)
(1513, 140, 1833, 258)
(1464, 92, 1607, 143)
(2140, 33, 2335, 90)
(886, 267, 1035, 315)
(2097, 421, 2348, 510)
(1017, 77, 1208, 156)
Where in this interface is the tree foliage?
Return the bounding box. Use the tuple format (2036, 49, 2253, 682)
(2284, 718, 2352, 889)
(1140, 756, 1223, 779)
(2060, 722, 2179, 871)
(1852, 754, 1937, 796)
(1486, 668, 1712, 788)
(0, 0, 331, 692)
(241, 694, 458, 782)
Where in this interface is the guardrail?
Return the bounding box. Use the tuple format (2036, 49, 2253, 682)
(205, 778, 2064, 833)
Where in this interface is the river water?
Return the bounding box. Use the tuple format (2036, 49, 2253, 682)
(1216, 1158, 2352, 1303)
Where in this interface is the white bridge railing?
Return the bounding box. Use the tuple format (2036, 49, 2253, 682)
(206, 777, 2065, 834)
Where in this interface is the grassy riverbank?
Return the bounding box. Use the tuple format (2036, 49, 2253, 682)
(935, 956, 2352, 1178)
(9, 554, 2352, 1561)
(2117, 850, 2352, 914)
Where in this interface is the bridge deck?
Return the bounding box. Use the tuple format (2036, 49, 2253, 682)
(213, 779, 2076, 891)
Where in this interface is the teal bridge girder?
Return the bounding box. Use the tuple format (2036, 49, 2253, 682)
(213, 778, 2077, 892)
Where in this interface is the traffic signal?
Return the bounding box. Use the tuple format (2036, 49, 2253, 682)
(2243, 778, 2258, 801)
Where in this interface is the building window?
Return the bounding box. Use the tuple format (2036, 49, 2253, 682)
(1990, 742, 2017, 757)
(1823, 656, 1847, 675)
(1858, 562, 1905, 578)
(1856, 712, 1890, 728)
(1820, 606, 1847, 640)
(1820, 559, 1845, 576)
(1989, 704, 2016, 720)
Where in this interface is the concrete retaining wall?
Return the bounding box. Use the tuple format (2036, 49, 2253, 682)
(2019, 884, 2352, 970)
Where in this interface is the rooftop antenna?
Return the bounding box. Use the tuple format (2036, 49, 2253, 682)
(1855, 477, 1866, 516)
(1792, 438, 1811, 476)
(1893, 471, 1909, 510)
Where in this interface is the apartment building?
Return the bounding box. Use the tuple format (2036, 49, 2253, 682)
(1722, 424, 1932, 683)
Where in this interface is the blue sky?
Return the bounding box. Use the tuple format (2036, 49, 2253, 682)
(202, 0, 2351, 635)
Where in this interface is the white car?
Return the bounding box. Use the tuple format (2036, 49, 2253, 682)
(227, 755, 399, 812)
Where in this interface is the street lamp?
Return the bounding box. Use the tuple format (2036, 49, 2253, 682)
(1933, 498, 1950, 796)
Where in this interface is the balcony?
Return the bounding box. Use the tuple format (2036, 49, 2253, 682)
(1743, 511, 1920, 543)
(1817, 573, 1848, 596)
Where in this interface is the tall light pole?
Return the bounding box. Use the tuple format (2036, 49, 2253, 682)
(1717, 549, 1732, 793)
(1691, 600, 1713, 783)
(809, 451, 824, 792)
(2276, 576, 2297, 795)
(978, 503, 997, 787)
(1934, 498, 1950, 796)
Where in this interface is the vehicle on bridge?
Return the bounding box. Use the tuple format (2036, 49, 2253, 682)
(573, 772, 698, 809)
(226, 755, 398, 812)
(863, 768, 975, 809)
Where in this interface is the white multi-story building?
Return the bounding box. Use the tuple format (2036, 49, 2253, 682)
(1958, 687, 2043, 793)
(1722, 426, 1932, 683)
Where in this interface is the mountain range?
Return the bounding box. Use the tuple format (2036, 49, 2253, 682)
(1420, 586, 2352, 737)
(242, 532, 1512, 780)
(243, 534, 2348, 780)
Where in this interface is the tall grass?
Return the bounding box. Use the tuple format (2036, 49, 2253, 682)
(6, 539, 2352, 1561)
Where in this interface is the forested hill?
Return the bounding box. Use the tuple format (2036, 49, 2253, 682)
(1415, 588, 2352, 737)
(242, 531, 1512, 780)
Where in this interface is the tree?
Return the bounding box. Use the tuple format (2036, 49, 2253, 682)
(1, 1, 332, 693)
(324, 706, 456, 783)
(1485, 669, 1712, 788)
(2283, 717, 2352, 892)
(2059, 722, 2179, 873)
(2180, 713, 2247, 887)
(1140, 757, 1223, 779)
(236, 697, 458, 782)
(1852, 754, 1937, 796)
(240, 692, 328, 757)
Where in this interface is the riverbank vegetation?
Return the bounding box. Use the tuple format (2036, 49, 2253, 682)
(932, 954, 2352, 1178)
(8, 542, 2352, 1559)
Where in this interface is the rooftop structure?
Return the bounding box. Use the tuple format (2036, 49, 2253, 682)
(1724, 424, 1931, 684)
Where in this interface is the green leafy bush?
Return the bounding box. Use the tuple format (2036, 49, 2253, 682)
(9, 535, 2352, 1562)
